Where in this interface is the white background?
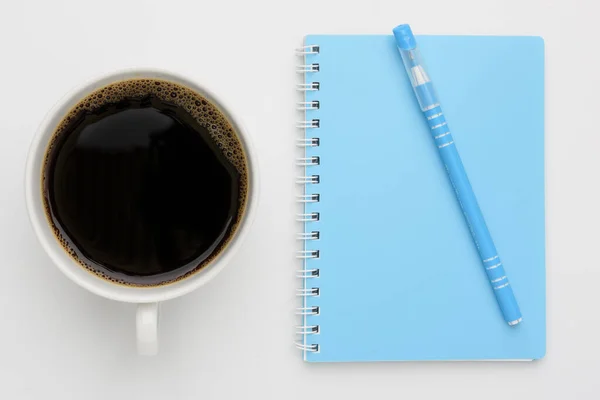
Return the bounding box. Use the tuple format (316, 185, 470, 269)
(0, 0, 598, 398)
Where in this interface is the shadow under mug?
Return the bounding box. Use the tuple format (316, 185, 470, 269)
(25, 68, 259, 355)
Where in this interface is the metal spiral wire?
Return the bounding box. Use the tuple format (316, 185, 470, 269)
(296, 194, 320, 203)
(295, 45, 320, 55)
(296, 325, 319, 335)
(296, 63, 320, 73)
(296, 82, 320, 91)
(296, 175, 320, 184)
(296, 156, 320, 166)
(296, 231, 320, 240)
(297, 101, 320, 110)
(296, 269, 320, 278)
(296, 138, 319, 147)
(296, 42, 321, 355)
(296, 287, 320, 297)
(296, 306, 320, 315)
(296, 212, 319, 222)
(296, 119, 320, 129)
(295, 342, 319, 352)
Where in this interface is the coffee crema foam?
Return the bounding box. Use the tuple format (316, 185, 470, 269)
(41, 78, 249, 286)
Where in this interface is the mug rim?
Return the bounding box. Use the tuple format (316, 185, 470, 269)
(25, 68, 259, 303)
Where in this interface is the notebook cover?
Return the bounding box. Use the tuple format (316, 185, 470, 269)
(300, 35, 545, 362)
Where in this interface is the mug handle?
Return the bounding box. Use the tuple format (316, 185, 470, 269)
(136, 302, 159, 355)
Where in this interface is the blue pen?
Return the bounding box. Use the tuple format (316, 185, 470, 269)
(393, 24, 522, 326)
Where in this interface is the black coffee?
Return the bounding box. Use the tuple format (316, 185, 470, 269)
(42, 79, 248, 286)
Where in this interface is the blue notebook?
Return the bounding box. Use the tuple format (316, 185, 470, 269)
(297, 35, 545, 362)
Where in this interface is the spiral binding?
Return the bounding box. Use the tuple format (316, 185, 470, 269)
(296, 82, 320, 91)
(296, 194, 319, 203)
(297, 101, 320, 110)
(296, 43, 321, 354)
(295, 45, 320, 55)
(296, 287, 319, 296)
(296, 213, 320, 222)
(296, 175, 320, 184)
(296, 325, 320, 335)
(296, 306, 319, 315)
(296, 138, 319, 147)
(295, 342, 319, 352)
(296, 119, 320, 129)
(297, 250, 319, 259)
(296, 268, 319, 278)
(296, 231, 320, 240)
(296, 156, 320, 166)
(296, 64, 320, 73)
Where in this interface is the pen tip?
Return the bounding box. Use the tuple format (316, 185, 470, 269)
(393, 24, 416, 50)
(508, 317, 523, 326)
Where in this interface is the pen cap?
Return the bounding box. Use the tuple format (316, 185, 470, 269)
(393, 24, 417, 50)
(393, 24, 439, 110)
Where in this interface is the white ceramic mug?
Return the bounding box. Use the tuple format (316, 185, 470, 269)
(25, 69, 258, 355)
